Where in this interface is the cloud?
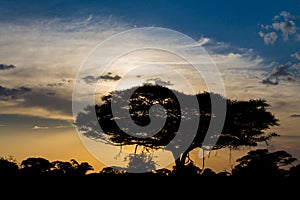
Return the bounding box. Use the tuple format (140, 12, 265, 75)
(262, 78, 278, 85)
(0, 114, 72, 128)
(145, 78, 173, 86)
(82, 76, 97, 84)
(47, 79, 73, 87)
(260, 11, 299, 44)
(198, 37, 210, 46)
(22, 92, 73, 117)
(262, 63, 300, 85)
(0, 85, 31, 100)
(290, 114, 300, 118)
(54, 125, 69, 129)
(291, 52, 300, 60)
(0, 64, 16, 70)
(32, 125, 49, 130)
(99, 74, 121, 81)
(259, 31, 278, 45)
(0, 14, 128, 121)
(82, 73, 121, 84)
(272, 21, 296, 41)
(273, 11, 293, 21)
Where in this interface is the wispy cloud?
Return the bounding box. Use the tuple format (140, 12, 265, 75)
(273, 11, 294, 21)
(54, 125, 69, 129)
(47, 79, 73, 87)
(0, 64, 16, 70)
(32, 125, 49, 130)
(0, 13, 128, 121)
(290, 114, 300, 118)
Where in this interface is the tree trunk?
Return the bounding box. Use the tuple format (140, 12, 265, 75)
(173, 150, 189, 172)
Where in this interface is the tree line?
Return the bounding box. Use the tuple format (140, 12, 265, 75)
(1, 148, 300, 178)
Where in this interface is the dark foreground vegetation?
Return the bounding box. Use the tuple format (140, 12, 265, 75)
(1, 148, 300, 179)
(1, 85, 299, 194)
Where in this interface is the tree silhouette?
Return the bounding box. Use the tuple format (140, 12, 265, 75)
(70, 159, 94, 175)
(18, 157, 93, 176)
(232, 149, 296, 177)
(98, 166, 125, 176)
(75, 84, 279, 171)
(20, 157, 53, 176)
(288, 164, 300, 178)
(0, 156, 19, 176)
(51, 159, 93, 176)
(172, 161, 202, 176)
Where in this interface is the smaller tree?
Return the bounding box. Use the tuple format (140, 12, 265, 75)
(20, 157, 53, 176)
(125, 153, 157, 173)
(73, 160, 94, 175)
(232, 149, 296, 177)
(51, 161, 74, 175)
(0, 156, 19, 176)
(51, 159, 93, 176)
(99, 167, 125, 176)
(287, 164, 300, 178)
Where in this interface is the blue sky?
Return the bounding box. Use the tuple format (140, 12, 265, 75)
(1, 0, 299, 63)
(0, 0, 300, 171)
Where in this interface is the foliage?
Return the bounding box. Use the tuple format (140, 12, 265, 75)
(76, 85, 279, 169)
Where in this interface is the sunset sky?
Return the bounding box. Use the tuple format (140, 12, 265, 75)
(0, 0, 300, 172)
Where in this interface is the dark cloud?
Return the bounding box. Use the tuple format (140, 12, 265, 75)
(47, 79, 73, 87)
(146, 78, 173, 86)
(82, 74, 121, 84)
(0, 114, 71, 129)
(45, 91, 55, 96)
(23, 92, 72, 116)
(262, 79, 278, 85)
(47, 83, 64, 87)
(82, 75, 96, 84)
(0, 64, 16, 70)
(268, 64, 294, 78)
(0, 85, 31, 100)
(99, 74, 121, 81)
(290, 114, 300, 118)
(0, 84, 71, 116)
(262, 63, 299, 85)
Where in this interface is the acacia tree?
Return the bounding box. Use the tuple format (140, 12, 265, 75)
(76, 84, 279, 171)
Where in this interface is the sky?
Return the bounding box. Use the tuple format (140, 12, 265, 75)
(0, 0, 300, 172)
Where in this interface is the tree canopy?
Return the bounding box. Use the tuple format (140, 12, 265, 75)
(75, 84, 279, 170)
